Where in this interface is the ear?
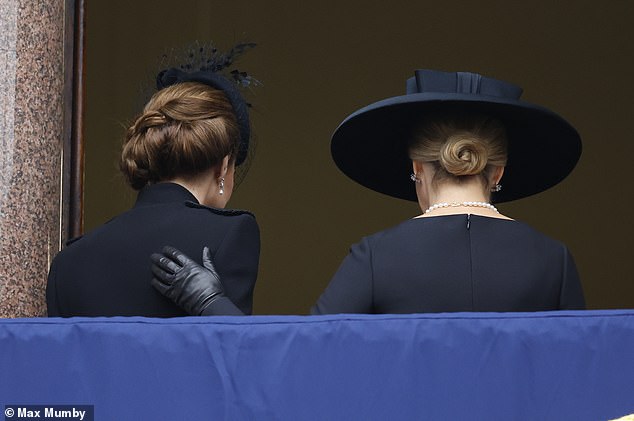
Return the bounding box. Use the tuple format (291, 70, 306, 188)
(412, 160, 425, 177)
(214, 155, 230, 178)
(492, 166, 504, 185)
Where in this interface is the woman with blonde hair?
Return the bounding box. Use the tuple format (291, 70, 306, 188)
(47, 46, 259, 317)
(152, 69, 585, 314)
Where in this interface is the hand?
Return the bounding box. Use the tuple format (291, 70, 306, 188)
(151, 246, 225, 315)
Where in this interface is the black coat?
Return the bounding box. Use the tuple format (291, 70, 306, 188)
(47, 183, 259, 317)
(312, 214, 585, 314)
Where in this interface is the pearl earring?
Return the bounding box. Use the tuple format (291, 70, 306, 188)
(491, 183, 502, 192)
(410, 173, 421, 183)
(219, 177, 225, 195)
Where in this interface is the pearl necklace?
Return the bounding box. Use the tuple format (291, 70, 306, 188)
(424, 201, 498, 214)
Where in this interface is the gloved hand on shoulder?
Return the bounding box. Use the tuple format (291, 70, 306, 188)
(151, 245, 228, 316)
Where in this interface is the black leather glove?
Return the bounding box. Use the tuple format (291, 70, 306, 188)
(151, 246, 225, 316)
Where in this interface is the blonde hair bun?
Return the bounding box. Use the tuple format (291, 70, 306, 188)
(439, 134, 489, 176)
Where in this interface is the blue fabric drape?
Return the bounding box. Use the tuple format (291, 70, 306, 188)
(1, 311, 633, 420)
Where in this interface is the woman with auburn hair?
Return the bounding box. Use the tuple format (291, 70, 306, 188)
(152, 69, 585, 314)
(47, 45, 259, 317)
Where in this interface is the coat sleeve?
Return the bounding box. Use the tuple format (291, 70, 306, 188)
(211, 214, 260, 315)
(46, 259, 62, 317)
(558, 246, 586, 310)
(311, 237, 374, 314)
(200, 297, 245, 316)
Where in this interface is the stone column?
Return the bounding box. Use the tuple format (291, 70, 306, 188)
(0, 0, 66, 317)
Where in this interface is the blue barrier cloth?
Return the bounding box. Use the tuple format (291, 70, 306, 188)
(1, 311, 633, 420)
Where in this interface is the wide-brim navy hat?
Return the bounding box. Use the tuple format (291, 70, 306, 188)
(330, 69, 582, 203)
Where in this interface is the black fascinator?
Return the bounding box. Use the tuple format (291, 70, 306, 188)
(156, 42, 260, 176)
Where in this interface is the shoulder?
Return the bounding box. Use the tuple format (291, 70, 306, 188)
(472, 217, 575, 267)
(343, 219, 421, 257)
(357, 218, 426, 245)
(354, 215, 570, 253)
(495, 218, 568, 249)
(184, 201, 256, 219)
(182, 201, 260, 246)
(181, 201, 259, 232)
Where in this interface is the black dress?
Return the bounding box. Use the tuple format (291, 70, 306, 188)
(312, 214, 585, 314)
(47, 183, 260, 317)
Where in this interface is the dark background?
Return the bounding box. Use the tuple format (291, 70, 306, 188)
(84, 0, 634, 314)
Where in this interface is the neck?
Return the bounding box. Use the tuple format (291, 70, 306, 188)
(168, 168, 219, 207)
(418, 180, 502, 217)
(423, 181, 490, 210)
(424, 200, 498, 215)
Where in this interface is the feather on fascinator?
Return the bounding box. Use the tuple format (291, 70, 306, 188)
(156, 42, 259, 168)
